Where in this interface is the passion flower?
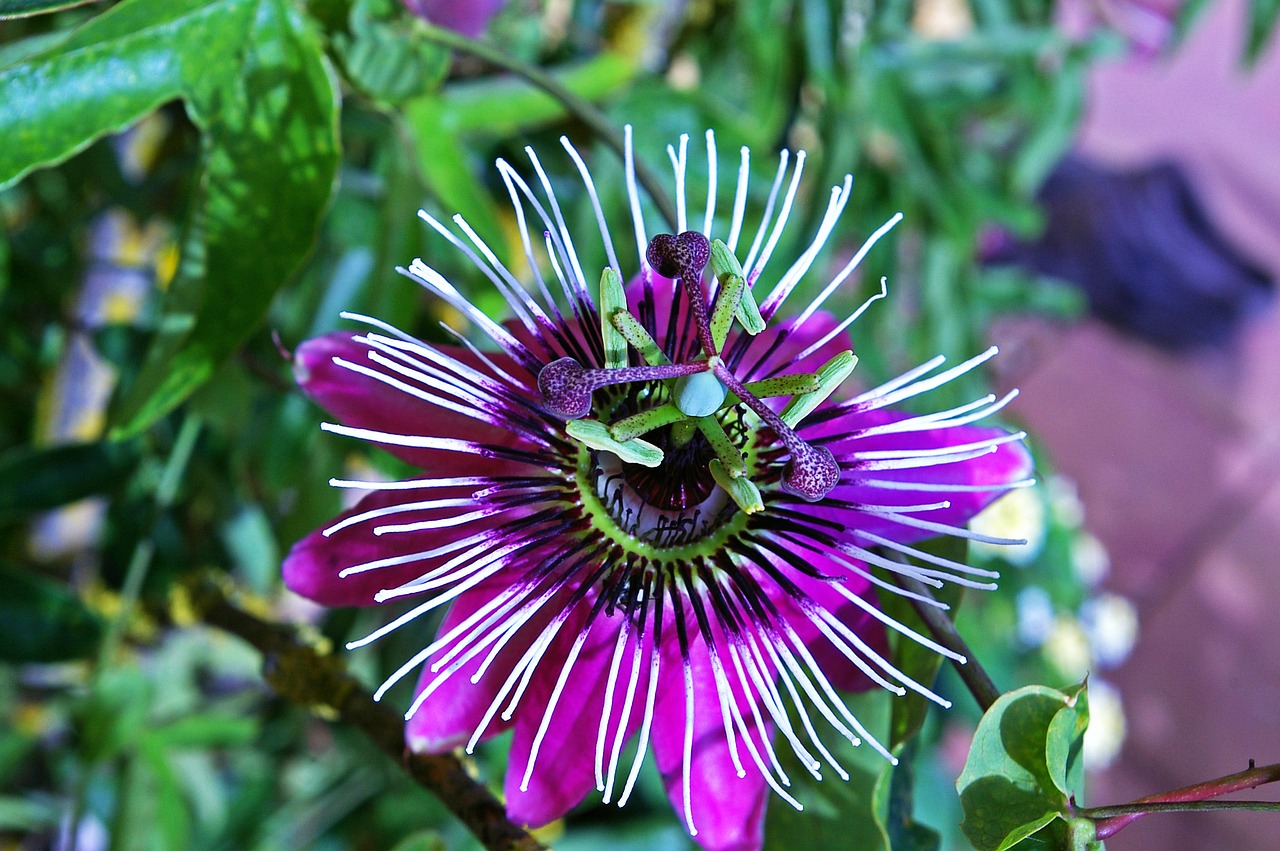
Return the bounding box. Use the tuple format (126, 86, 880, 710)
(284, 128, 1033, 850)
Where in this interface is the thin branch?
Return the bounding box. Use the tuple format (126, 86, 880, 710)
(1079, 760, 1280, 840)
(415, 23, 681, 232)
(1080, 800, 1280, 819)
(892, 571, 1001, 712)
(186, 576, 543, 851)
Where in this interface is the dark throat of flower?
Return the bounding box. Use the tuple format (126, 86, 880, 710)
(539, 232, 855, 559)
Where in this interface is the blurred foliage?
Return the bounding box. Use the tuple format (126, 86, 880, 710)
(0, 0, 1262, 849)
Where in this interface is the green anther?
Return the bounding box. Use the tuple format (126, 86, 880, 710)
(670, 420, 698, 446)
(709, 273, 745, 351)
(609, 403, 685, 442)
(674, 371, 727, 417)
(718, 373, 823, 413)
(780, 350, 857, 428)
(742, 373, 822, 399)
(610, 309, 670, 366)
(566, 419, 664, 467)
(735, 282, 765, 335)
(709, 459, 764, 514)
(710, 239, 764, 335)
(697, 418, 748, 478)
(599, 268, 629, 369)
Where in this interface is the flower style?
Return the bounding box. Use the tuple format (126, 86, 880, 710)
(284, 129, 1033, 850)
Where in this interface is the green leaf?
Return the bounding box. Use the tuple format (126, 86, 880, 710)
(336, 0, 449, 106)
(427, 51, 637, 136)
(764, 690, 892, 851)
(956, 683, 1091, 851)
(149, 713, 259, 749)
(1012, 58, 1086, 194)
(0, 0, 251, 190)
(76, 666, 152, 762)
(125, 738, 192, 851)
(0, 228, 8, 299)
(389, 831, 447, 851)
(0, 0, 338, 435)
(220, 503, 280, 593)
(0, 567, 103, 662)
(1045, 681, 1089, 796)
(0, 795, 57, 831)
(112, 0, 340, 435)
(0, 441, 140, 518)
(400, 49, 637, 247)
(873, 741, 942, 851)
(401, 96, 506, 250)
(1245, 0, 1280, 65)
(0, 0, 91, 19)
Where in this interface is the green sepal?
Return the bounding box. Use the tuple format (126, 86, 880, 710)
(709, 460, 764, 514)
(566, 419, 664, 467)
(711, 239, 764, 335)
(599, 268, 629, 369)
(780, 351, 857, 428)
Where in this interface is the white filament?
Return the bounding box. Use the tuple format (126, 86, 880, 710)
(668, 133, 689, 234)
(792, 213, 903, 326)
(702, 129, 717, 237)
(746, 151, 806, 284)
(561, 134, 622, 275)
(727, 146, 750, 252)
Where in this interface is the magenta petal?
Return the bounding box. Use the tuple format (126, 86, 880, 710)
(504, 608, 645, 827)
(404, 577, 557, 753)
(650, 630, 769, 851)
(282, 485, 508, 607)
(803, 409, 1033, 545)
(737, 310, 850, 387)
(294, 332, 519, 472)
(401, 0, 504, 38)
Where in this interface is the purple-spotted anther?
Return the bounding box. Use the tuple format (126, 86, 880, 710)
(284, 128, 1034, 851)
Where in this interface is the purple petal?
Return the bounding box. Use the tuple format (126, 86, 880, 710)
(405, 576, 567, 752)
(760, 559, 890, 694)
(801, 408, 1033, 546)
(650, 627, 770, 851)
(282, 485, 508, 607)
(294, 332, 523, 472)
(736, 310, 850, 386)
(504, 608, 647, 827)
(401, 0, 504, 39)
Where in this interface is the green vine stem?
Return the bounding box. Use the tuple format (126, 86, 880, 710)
(96, 414, 202, 668)
(187, 575, 544, 851)
(70, 416, 203, 850)
(1074, 760, 1280, 839)
(414, 22, 681, 232)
